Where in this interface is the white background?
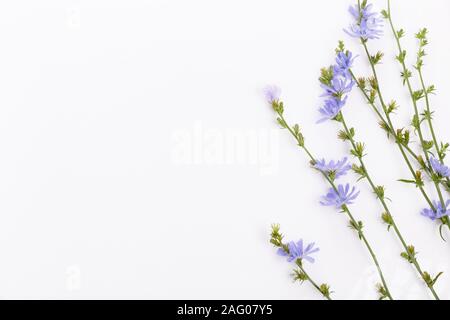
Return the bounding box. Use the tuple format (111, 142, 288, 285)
(0, 0, 449, 300)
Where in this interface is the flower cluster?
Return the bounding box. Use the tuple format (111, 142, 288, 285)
(421, 200, 450, 221)
(344, 2, 383, 40)
(317, 51, 355, 123)
(265, 0, 450, 300)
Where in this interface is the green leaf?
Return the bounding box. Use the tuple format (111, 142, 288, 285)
(432, 272, 444, 286)
(398, 179, 416, 184)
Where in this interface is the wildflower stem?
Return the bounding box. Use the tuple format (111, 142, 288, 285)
(296, 260, 332, 300)
(417, 66, 450, 189)
(275, 110, 393, 300)
(417, 69, 439, 160)
(387, 1, 429, 163)
(386, 0, 450, 232)
(339, 112, 440, 299)
(349, 68, 449, 194)
(349, 71, 415, 161)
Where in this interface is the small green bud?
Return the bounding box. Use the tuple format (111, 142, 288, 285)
(319, 284, 331, 298)
(374, 185, 386, 199)
(401, 245, 417, 263)
(351, 142, 366, 158)
(377, 284, 389, 300)
(381, 212, 394, 231)
(370, 51, 384, 65)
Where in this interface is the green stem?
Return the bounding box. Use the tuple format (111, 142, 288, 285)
(340, 112, 440, 299)
(296, 260, 332, 300)
(418, 69, 440, 160)
(277, 111, 393, 300)
(360, 40, 435, 212)
(417, 67, 450, 188)
(350, 69, 450, 193)
(386, 0, 450, 231)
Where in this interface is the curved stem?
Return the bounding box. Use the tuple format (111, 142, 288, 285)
(340, 112, 440, 299)
(277, 111, 393, 300)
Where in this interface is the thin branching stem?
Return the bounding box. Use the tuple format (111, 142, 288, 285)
(276, 110, 393, 300)
(386, 0, 450, 231)
(339, 112, 439, 299)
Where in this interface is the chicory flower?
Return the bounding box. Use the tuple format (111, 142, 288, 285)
(277, 239, 319, 263)
(430, 157, 450, 177)
(320, 183, 360, 208)
(263, 85, 281, 104)
(317, 96, 347, 123)
(314, 157, 352, 179)
(345, 3, 383, 40)
(421, 200, 450, 221)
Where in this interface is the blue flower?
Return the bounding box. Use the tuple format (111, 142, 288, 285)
(320, 183, 360, 208)
(277, 239, 319, 263)
(320, 76, 354, 98)
(430, 157, 450, 177)
(421, 200, 450, 221)
(317, 96, 347, 123)
(334, 51, 356, 79)
(315, 157, 352, 179)
(344, 3, 383, 40)
(263, 85, 281, 104)
(317, 50, 356, 123)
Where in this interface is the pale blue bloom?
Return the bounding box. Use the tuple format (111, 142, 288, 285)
(345, 3, 383, 40)
(430, 157, 450, 177)
(320, 77, 354, 98)
(317, 50, 356, 123)
(421, 200, 450, 221)
(263, 85, 281, 104)
(315, 157, 352, 179)
(277, 239, 319, 263)
(334, 51, 356, 79)
(320, 183, 360, 208)
(317, 96, 347, 123)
